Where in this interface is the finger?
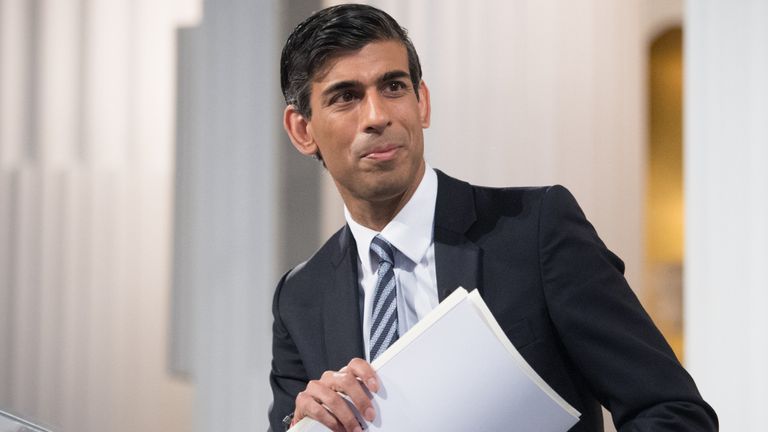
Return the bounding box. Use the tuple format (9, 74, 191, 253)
(320, 370, 375, 422)
(294, 391, 344, 432)
(346, 357, 379, 393)
(304, 380, 362, 432)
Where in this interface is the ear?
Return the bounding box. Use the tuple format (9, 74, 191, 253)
(417, 80, 431, 128)
(283, 105, 318, 156)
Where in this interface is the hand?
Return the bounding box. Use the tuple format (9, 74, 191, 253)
(291, 358, 379, 432)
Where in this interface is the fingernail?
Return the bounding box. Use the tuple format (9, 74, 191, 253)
(354, 427, 362, 432)
(365, 407, 376, 422)
(367, 378, 378, 391)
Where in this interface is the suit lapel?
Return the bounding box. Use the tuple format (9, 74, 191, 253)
(433, 171, 482, 301)
(323, 226, 365, 369)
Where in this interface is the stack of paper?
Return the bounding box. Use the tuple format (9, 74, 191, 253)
(292, 288, 580, 431)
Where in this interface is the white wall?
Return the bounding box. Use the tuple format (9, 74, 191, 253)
(322, 0, 646, 301)
(685, 1, 768, 430)
(0, 0, 199, 431)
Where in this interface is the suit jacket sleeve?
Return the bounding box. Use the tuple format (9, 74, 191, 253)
(268, 272, 307, 432)
(538, 185, 717, 431)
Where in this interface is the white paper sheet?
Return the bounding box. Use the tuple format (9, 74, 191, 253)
(291, 288, 580, 431)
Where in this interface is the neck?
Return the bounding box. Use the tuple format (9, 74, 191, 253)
(344, 164, 426, 231)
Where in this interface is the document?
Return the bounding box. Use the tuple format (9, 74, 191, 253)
(0, 409, 52, 432)
(291, 288, 580, 431)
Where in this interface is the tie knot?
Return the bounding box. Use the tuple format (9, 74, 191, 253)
(370, 235, 394, 265)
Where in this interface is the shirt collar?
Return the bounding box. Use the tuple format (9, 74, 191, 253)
(344, 164, 438, 272)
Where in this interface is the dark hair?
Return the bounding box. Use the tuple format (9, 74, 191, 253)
(280, 3, 423, 119)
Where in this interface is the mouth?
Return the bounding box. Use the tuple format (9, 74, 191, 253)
(361, 144, 401, 161)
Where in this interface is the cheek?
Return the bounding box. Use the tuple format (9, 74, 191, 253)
(310, 121, 340, 149)
(317, 114, 357, 142)
(394, 103, 423, 125)
(313, 127, 358, 167)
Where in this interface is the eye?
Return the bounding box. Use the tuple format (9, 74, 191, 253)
(329, 89, 359, 106)
(339, 91, 356, 102)
(383, 80, 408, 95)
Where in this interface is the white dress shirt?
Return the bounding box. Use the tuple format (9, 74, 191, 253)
(344, 165, 440, 361)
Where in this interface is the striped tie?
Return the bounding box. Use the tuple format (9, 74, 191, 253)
(369, 235, 399, 361)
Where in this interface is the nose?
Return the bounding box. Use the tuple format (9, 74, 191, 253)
(361, 90, 391, 134)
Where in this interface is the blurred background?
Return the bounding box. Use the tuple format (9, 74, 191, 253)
(0, 0, 765, 431)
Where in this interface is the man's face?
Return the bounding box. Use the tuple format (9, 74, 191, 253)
(286, 40, 431, 213)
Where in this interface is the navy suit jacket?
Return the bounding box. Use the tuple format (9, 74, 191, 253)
(269, 170, 717, 431)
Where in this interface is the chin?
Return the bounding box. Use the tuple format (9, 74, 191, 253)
(361, 178, 409, 202)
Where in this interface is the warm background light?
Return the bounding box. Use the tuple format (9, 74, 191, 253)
(646, 27, 684, 360)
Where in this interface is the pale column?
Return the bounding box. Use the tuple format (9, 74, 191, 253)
(174, 1, 281, 431)
(685, 1, 768, 430)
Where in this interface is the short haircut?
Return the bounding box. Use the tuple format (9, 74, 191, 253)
(280, 3, 423, 119)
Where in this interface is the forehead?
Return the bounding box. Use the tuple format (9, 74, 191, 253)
(313, 40, 410, 85)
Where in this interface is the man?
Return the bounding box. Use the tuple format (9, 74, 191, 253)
(270, 4, 717, 432)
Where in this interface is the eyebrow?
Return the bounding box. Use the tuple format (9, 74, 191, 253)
(320, 69, 412, 101)
(379, 70, 410, 83)
(321, 80, 359, 101)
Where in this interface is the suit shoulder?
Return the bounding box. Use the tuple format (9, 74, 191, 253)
(434, 169, 574, 205)
(473, 183, 549, 198)
(469, 183, 553, 214)
(472, 183, 574, 199)
(472, 183, 582, 212)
